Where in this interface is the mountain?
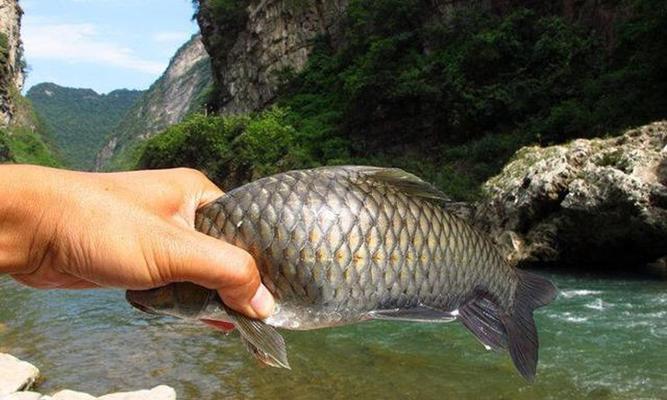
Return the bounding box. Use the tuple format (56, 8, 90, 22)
(95, 34, 212, 171)
(26, 83, 143, 170)
(1, 0, 60, 167)
(1, 0, 25, 126)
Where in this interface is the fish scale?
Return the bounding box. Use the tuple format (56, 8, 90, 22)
(198, 167, 508, 316)
(128, 166, 557, 380)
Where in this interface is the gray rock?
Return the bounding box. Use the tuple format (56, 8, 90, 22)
(50, 390, 96, 400)
(0, 0, 26, 126)
(96, 386, 176, 400)
(0, 354, 40, 395)
(476, 121, 667, 270)
(0, 392, 46, 400)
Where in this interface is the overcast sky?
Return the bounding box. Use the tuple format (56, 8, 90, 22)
(21, 0, 199, 94)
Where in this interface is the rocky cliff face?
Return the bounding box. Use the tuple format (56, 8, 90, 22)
(196, 0, 349, 115)
(195, 0, 627, 116)
(95, 34, 212, 170)
(0, 0, 24, 126)
(475, 122, 667, 271)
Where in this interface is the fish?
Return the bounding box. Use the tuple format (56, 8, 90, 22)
(126, 166, 557, 380)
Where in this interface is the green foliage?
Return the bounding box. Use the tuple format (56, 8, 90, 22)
(0, 129, 13, 162)
(0, 32, 8, 64)
(148, 0, 665, 199)
(3, 126, 62, 167)
(1, 89, 63, 167)
(0, 32, 9, 88)
(138, 108, 311, 188)
(27, 83, 143, 170)
(201, 0, 249, 61)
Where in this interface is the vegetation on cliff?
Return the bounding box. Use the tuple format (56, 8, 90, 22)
(0, 88, 62, 167)
(139, 0, 666, 198)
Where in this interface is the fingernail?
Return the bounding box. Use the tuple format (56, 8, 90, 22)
(250, 284, 275, 319)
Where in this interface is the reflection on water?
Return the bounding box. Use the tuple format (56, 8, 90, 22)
(1, 273, 665, 399)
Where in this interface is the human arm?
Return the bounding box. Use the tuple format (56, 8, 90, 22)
(0, 165, 274, 319)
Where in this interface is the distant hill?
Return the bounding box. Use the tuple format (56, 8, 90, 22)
(27, 83, 143, 170)
(96, 34, 212, 171)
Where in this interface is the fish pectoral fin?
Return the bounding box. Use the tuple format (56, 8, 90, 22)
(368, 306, 457, 323)
(223, 305, 290, 370)
(240, 336, 289, 369)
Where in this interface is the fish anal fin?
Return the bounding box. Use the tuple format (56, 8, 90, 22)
(458, 271, 557, 382)
(369, 306, 457, 323)
(458, 292, 509, 352)
(223, 305, 290, 370)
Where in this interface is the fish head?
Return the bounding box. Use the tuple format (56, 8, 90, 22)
(126, 282, 215, 320)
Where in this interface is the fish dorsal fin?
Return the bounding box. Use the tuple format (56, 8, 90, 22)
(368, 306, 457, 323)
(223, 305, 290, 369)
(348, 166, 451, 203)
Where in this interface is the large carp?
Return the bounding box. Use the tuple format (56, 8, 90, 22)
(127, 166, 557, 380)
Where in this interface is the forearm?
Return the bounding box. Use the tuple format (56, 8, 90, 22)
(0, 165, 61, 274)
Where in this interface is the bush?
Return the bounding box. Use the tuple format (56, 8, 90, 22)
(0, 130, 13, 162)
(138, 107, 313, 188)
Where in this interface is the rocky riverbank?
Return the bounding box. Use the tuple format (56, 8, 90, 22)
(0, 354, 176, 400)
(472, 121, 667, 272)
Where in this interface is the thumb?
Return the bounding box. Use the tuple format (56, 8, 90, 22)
(152, 226, 275, 320)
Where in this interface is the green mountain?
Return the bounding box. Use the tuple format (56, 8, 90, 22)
(96, 34, 212, 171)
(27, 83, 144, 170)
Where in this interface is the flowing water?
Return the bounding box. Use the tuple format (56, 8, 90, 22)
(0, 272, 665, 399)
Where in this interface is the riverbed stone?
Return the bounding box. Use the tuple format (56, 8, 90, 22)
(50, 390, 95, 400)
(0, 354, 40, 395)
(95, 386, 176, 400)
(476, 121, 667, 270)
(0, 392, 45, 400)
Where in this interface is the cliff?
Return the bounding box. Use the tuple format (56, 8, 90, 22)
(195, 0, 631, 116)
(95, 34, 212, 171)
(195, 0, 349, 115)
(0, 0, 24, 126)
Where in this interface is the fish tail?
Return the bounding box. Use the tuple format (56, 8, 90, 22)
(457, 270, 557, 381)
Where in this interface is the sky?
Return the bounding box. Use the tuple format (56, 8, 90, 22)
(21, 0, 200, 94)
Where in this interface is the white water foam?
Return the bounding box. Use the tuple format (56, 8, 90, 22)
(564, 316, 589, 323)
(584, 298, 608, 311)
(560, 289, 602, 299)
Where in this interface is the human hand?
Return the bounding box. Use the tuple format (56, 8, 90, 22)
(0, 165, 274, 319)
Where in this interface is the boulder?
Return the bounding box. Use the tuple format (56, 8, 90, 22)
(476, 121, 667, 270)
(50, 390, 96, 400)
(0, 392, 46, 400)
(0, 354, 39, 395)
(96, 386, 175, 400)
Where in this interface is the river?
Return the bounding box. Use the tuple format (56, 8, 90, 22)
(0, 272, 665, 399)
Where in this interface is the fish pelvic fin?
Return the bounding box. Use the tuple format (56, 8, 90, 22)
(223, 305, 290, 370)
(458, 270, 557, 382)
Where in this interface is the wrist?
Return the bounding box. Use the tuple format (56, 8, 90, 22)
(0, 165, 62, 275)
